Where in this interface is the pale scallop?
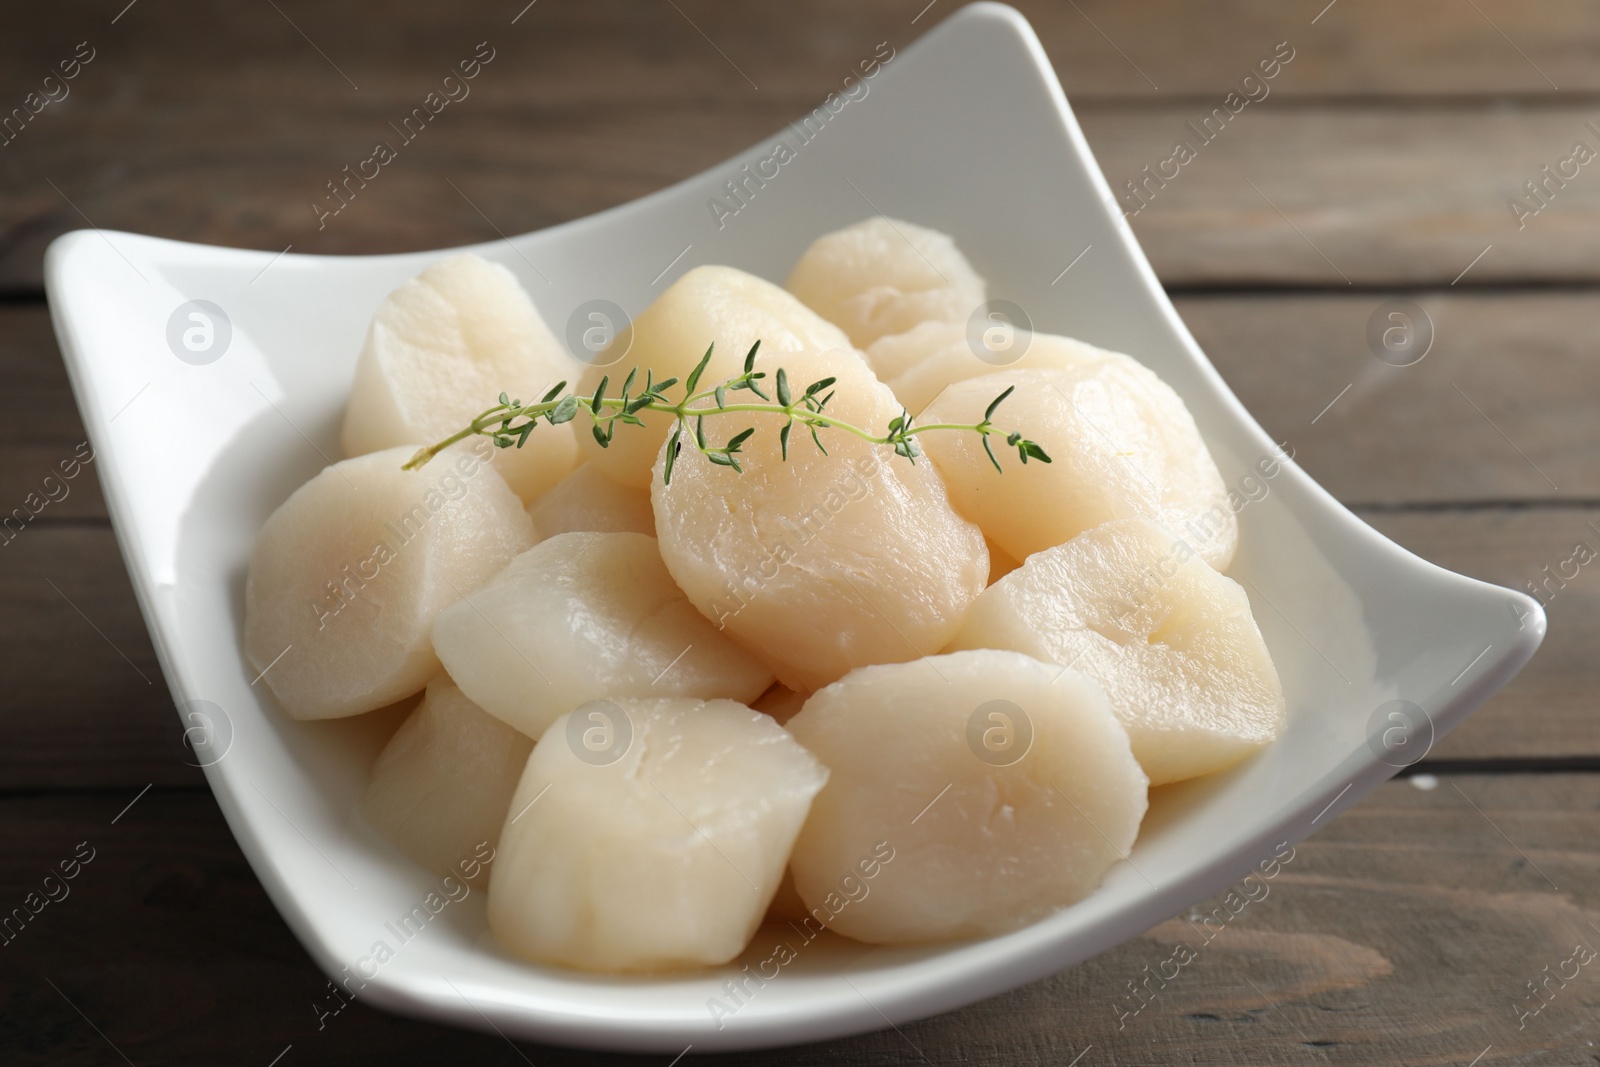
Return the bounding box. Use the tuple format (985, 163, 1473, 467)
(527, 463, 653, 540)
(785, 649, 1146, 944)
(341, 253, 583, 502)
(575, 265, 851, 488)
(244, 446, 535, 720)
(488, 697, 828, 972)
(919, 364, 1237, 568)
(785, 217, 987, 347)
(947, 518, 1286, 785)
(360, 675, 532, 879)
(862, 319, 962, 382)
(431, 531, 773, 738)
(883, 326, 1109, 415)
(650, 345, 988, 692)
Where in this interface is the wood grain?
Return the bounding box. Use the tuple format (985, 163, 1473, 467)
(1, 2, 1598, 289)
(0, 504, 1589, 792)
(5, 287, 1599, 789)
(1359, 507, 1598, 762)
(3, 776, 1596, 1065)
(2, 0, 1587, 114)
(0, 308, 104, 521)
(9, 102, 1596, 290)
(10, 285, 1600, 518)
(1178, 291, 1598, 506)
(0, 525, 191, 791)
(1083, 104, 1600, 287)
(3, 3, 1596, 1062)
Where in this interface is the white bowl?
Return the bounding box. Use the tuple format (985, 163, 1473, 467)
(44, 2, 1544, 1053)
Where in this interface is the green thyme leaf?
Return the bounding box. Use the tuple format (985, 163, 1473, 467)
(663, 427, 681, 485)
(685, 343, 715, 394)
(405, 340, 1043, 486)
(549, 395, 580, 424)
(985, 385, 1015, 423)
(982, 434, 1002, 473)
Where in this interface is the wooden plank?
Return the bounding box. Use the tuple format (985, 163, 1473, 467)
(12, 284, 1600, 516)
(1012, 0, 1594, 100)
(8, 103, 1598, 289)
(2, 775, 1596, 1064)
(1, 4, 1597, 288)
(0, 0, 1587, 113)
(1176, 291, 1600, 506)
(0, 308, 104, 521)
(1359, 507, 1598, 763)
(6, 281, 1600, 783)
(1084, 104, 1600, 287)
(0, 526, 193, 790)
(0, 505, 1590, 791)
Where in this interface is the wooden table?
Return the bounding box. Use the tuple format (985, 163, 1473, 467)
(3, 2, 1596, 1063)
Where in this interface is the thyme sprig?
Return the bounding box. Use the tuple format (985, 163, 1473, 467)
(402, 341, 1051, 484)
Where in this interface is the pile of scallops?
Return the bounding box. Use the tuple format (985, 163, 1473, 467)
(243, 217, 1286, 973)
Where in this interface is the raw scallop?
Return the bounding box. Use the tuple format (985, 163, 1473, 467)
(919, 364, 1237, 568)
(244, 445, 535, 720)
(861, 319, 962, 382)
(879, 325, 1108, 415)
(575, 265, 851, 488)
(527, 463, 653, 540)
(650, 345, 988, 692)
(786, 217, 987, 347)
(341, 253, 583, 502)
(488, 696, 828, 971)
(947, 518, 1285, 785)
(431, 531, 773, 738)
(785, 649, 1147, 943)
(360, 675, 532, 878)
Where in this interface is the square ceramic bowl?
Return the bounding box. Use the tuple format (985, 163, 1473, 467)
(44, 2, 1544, 1053)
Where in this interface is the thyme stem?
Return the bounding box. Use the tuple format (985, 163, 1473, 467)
(401, 342, 1050, 482)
